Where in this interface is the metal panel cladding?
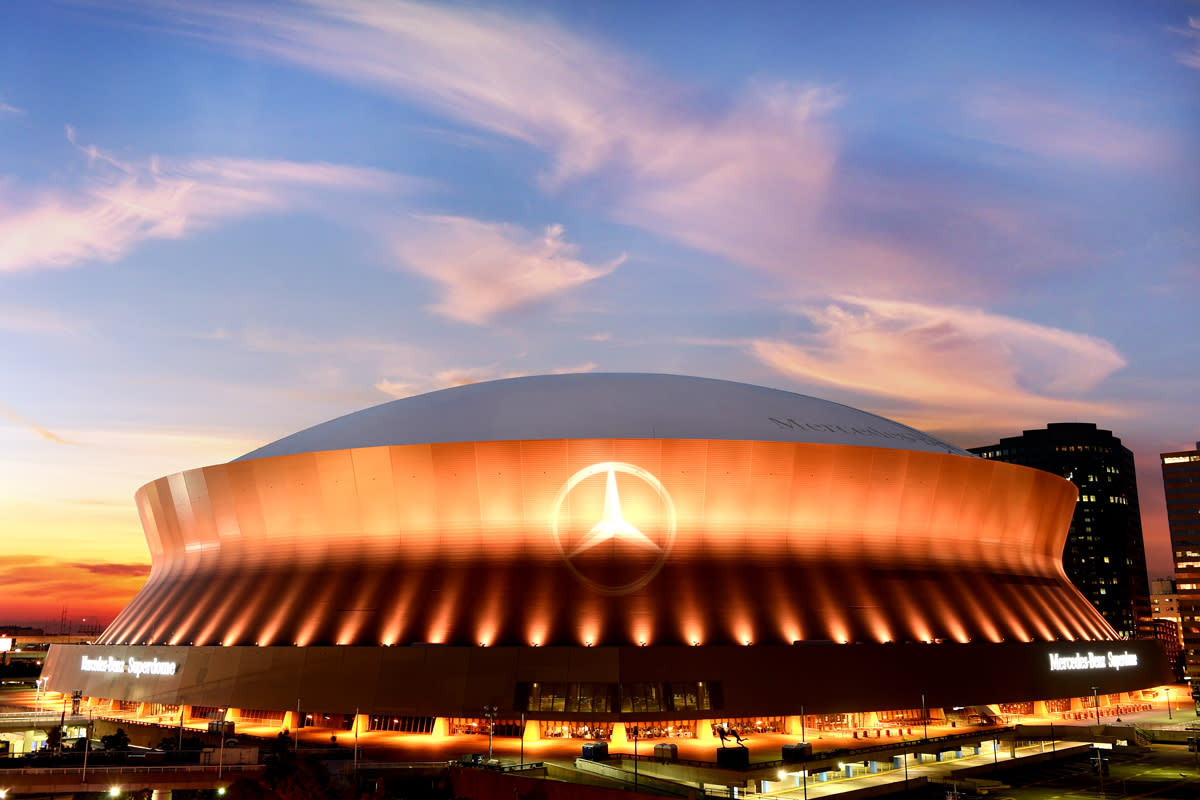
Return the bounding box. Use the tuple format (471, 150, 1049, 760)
(100, 437, 1111, 650)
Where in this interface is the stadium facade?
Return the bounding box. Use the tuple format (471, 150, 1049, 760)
(44, 374, 1169, 739)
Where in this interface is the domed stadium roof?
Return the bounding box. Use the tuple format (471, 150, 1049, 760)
(237, 373, 972, 460)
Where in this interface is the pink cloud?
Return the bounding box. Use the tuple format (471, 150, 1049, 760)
(752, 296, 1128, 431)
(392, 216, 624, 324)
(0, 130, 403, 272)
(0, 404, 75, 445)
(964, 87, 1173, 168)
(1174, 16, 1200, 69)
(132, 1, 850, 283)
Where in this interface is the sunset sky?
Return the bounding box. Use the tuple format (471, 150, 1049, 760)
(2, 1, 1198, 630)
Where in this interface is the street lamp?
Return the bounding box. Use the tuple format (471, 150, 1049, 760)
(482, 705, 498, 761)
(921, 693, 928, 741)
(630, 725, 640, 792)
(1092, 686, 1101, 726)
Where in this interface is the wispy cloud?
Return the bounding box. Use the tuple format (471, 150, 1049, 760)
(375, 361, 599, 398)
(0, 306, 82, 336)
(393, 216, 624, 324)
(129, 1, 848, 283)
(0, 101, 23, 115)
(1174, 16, 1200, 69)
(964, 87, 1172, 168)
(752, 297, 1128, 430)
(0, 128, 404, 273)
(0, 404, 76, 445)
(0, 555, 147, 625)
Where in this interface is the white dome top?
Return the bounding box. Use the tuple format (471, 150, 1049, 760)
(237, 373, 972, 460)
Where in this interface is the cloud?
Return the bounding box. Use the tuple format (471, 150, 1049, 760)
(751, 297, 1128, 430)
(0, 404, 75, 445)
(130, 1, 846, 282)
(375, 362, 599, 398)
(0, 101, 23, 115)
(1174, 16, 1200, 69)
(0, 128, 404, 273)
(0, 555, 147, 626)
(393, 216, 624, 324)
(0, 306, 81, 336)
(79, 562, 151, 578)
(374, 379, 418, 399)
(964, 87, 1172, 168)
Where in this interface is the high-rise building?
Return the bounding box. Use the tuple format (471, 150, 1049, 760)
(1161, 443, 1200, 693)
(970, 423, 1151, 640)
(1149, 578, 1184, 680)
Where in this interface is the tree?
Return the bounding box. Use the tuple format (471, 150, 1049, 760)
(43, 725, 62, 755)
(101, 727, 131, 751)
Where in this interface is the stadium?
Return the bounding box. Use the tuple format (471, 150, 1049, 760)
(44, 373, 1168, 743)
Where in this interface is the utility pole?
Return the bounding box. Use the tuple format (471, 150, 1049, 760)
(483, 705, 498, 761)
(1092, 686, 1102, 726)
(631, 725, 639, 792)
(921, 693, 928, 741)
(81, 712, 92, 784)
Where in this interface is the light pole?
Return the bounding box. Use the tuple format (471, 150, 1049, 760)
(81, 712, 92, 784)
(921, 693, 928, 741)
(483, 705, 498, 761)
(1092, 686, 1101, 726)
(631, 725, 639, 792)
(800, 703, 808, 800)
(353, 706, 359, 782)
(1168, 688, 1174, 721)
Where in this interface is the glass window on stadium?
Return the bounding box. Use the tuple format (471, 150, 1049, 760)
(707, 717, 784, 738)
(626, 720, 697, 739)
(518, 682, 617, 713)
(999, 702, 1033, 716)
(238, 708, 285, 725)
(142, 703, 180, 719)
(621, 681, 720, 713)
(449, 717, 522, 737)
(369, 715, 437, 733)
(516, 681, 720, 714)
(301, 712, 354, 730)
(877, 708, 923, 724)
(114, 700, 139, 713)
(190, 706, 226, 721)
(538, 721, 614, 740)
(1045, 698, 1072, 713)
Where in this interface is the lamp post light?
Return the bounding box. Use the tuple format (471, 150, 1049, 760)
(81, 712, 92, 784)
(483, 705, 498, 762)
(631, 725, 639, 792)
(1092, 686, 1101, 726)
(921, 693, 928, 741)
(1168, 688, 1174, 721)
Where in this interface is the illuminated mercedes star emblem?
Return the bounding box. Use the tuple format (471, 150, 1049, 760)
(551, 461, 677, 595)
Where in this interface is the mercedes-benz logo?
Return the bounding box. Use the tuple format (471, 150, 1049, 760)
(550, 461, 677, 595)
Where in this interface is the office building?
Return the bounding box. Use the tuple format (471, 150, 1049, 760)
(970, 424, 1151, 639)
(1161, 443, 1200, 694)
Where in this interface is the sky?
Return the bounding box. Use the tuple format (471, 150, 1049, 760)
(1, 0, 1197, 630)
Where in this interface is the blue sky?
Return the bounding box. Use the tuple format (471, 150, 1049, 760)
(1, 0, 1197, 626)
